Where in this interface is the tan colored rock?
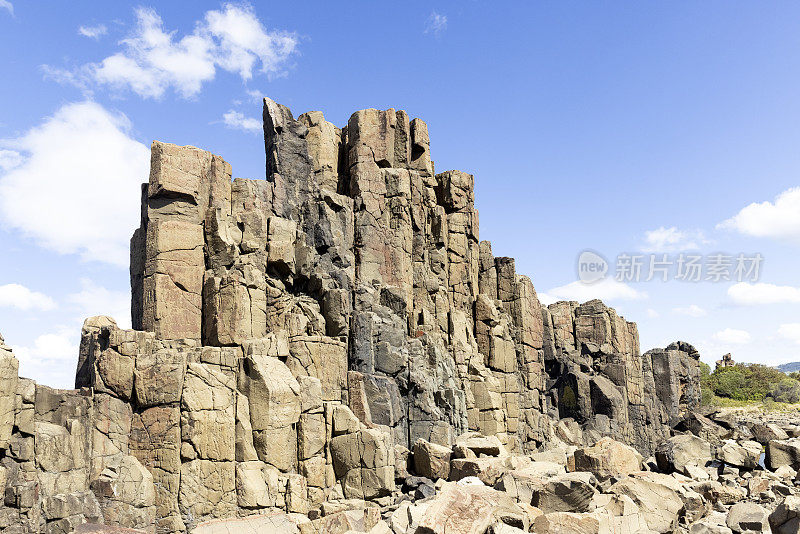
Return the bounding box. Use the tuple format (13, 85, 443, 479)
(179, 459, 236, 523)
(767, 438, 800, 470)
(413, 438, 451, 480)
(299, 507, 381, 534)
(416, 481, 530, 534)
(718, 439, 762, 469)
(609, 473, 684, 533)
(181, 362, 236, 461)
(532, 511, 611, 534)
(194, 512, 304, 533)
(330, 427, 395, 500)
(573, 437, 642, 480)
(726, 502, 768, 533)
(141, 219, 204, 340)
(655, 434, 712, 474)
(242, 344, 301, 430)
(449, 457, 507, 486)
(91, 455, 156, 530)
(454, 432, 507, 457)
(0, 345, 19, 449)
(134, 348, 185, 407)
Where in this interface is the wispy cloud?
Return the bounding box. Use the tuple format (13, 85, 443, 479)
(424, 11, 447, 35)
(10, 327, 79, 388)
(779, 323, 800, 345)
(78, 24, 108, 40)
(728, 282, 800, 305)
(0, 284, 56, 311)
(672, 304, 707, 317)
(0, 101, 149, 266)
(641, 226, 708, 252)
(68, 278, 131, 329)
(0, 1, 13, 16)
(713, 328, 752, 345)
(221, 109, 261, 133)
(718, 187, 800, 244)
(45, 4, 298, 99)
(538, 278, 647, 306)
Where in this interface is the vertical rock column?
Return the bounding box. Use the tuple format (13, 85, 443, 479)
(346, 108, 414, 312)
(131, 141, 232, 341)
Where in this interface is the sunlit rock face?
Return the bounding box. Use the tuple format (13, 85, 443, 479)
(0, 99, 700, 532)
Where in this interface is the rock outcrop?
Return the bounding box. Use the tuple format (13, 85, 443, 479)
(0, 99, 709, 533)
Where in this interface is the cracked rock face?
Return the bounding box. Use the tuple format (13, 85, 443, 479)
(0, 99, 705, 533)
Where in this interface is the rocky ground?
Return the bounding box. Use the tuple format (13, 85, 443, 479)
(152, 408, 800, 534)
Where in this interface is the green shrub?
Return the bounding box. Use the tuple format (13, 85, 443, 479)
(770, 378, 800, 404)
(706, 362, 800, 403)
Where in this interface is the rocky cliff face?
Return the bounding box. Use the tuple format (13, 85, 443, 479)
(0, 99, 701, 533)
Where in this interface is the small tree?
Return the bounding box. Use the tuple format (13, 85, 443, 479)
(769, 378, 800, 404)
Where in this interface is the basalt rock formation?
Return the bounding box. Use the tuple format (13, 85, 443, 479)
(0, 99, 702, 533)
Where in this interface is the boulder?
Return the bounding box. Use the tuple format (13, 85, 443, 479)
(572, 437, 642, 480)
(655, 434, 712, 474)
(718, 440, 762, 469)
(449, 457, 507, 486)
(193, 512, 303, 533)
(769, 496, 800, 534)
(454, 432, 506, 457)
(330, 427, 395, 500)
(530, 472, 598, 514)
(299, 507, 381, 534)
(751, 423, 789, 445)
(608, 473, 684, 533)
(689, 512, 734, 534)
(767, 438, 800, 471)
(726, 502, 768, 533)
(416, 482, 531, 534)
(413, 439, 451, 480)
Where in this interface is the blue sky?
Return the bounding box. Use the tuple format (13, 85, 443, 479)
(1, 1, 798, 387)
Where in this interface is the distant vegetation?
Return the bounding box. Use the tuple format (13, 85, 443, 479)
(700, 362, 800, 406)
(777, 361, 800, 373)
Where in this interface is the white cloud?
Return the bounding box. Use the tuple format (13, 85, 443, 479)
(11, 328, 78, 388)
(0, 284, 56, 311)
(424, 11, 448, 35)
(49, 4, 297, 99)
(68, 278, 131, 329)
(779, 323, 800, 345)
(641, 226, 706, 252)
(713, 328, 752, 345)
(672, 304, 707, 317)
(0, 1, 13, 16)
(78, 24, 108, 39)
(646, 308, 660, 318)
(728, 282, 800, 305)
(0, 149, 22, 171)
(222, 110, 261, 133)
(0, 101, 150, 266)
(538, 278, 647, 306)
(718, 187, 800, 243)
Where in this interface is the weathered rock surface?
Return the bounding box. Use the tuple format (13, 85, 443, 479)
(0, 99, 722, 533)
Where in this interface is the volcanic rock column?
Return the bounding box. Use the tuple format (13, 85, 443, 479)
(131, 141, 232, 341)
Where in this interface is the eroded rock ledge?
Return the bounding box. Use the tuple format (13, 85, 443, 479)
(0, 100, 705, 533)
